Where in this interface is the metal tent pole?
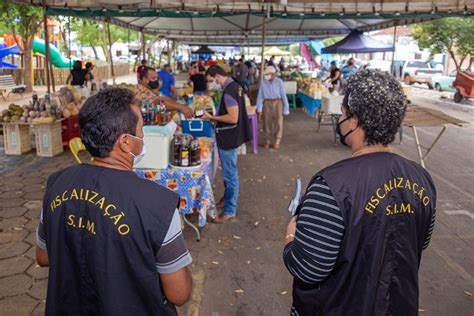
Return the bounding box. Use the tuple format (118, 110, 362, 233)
(68, 17, 71, 69)
(260, 16, 267, 84)
(43, 5, 51, 94)
(107, 21, 115, 85)
(391, 25, 397, 77)
(141, 31, 146, 61)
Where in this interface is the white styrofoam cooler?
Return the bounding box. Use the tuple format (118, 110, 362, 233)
(134, 121, 177, 169)
(321, 95, 344, 115)
(283, 81, 297, 94)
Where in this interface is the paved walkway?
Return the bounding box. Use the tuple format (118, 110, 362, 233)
(0, 88, 473, 315)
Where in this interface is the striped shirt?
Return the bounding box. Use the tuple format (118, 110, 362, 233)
(283, 176, 436, 285)
(284, 177, 344, 284)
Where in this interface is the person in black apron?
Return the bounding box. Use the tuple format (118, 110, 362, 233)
(283, 69, 436, 316)
(202, 65, 251, 223)
(36, 88, 193, 315)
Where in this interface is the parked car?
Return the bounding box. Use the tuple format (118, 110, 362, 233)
(402, 61, 443, 89)
(365, 60, 392, 73)
(431, 70, 457, 92)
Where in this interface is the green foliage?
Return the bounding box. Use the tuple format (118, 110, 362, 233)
(323, 36, 343, 47)
(411, 17, 474, 69)
(0, 0, 42, 42)
(70, 18, 139, 47)
(289, 44, 301, 56)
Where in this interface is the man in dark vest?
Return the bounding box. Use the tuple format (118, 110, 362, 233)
(283, 69, 436, 316)
(203, 65, 251, 223)
(36, 88, 192, 315)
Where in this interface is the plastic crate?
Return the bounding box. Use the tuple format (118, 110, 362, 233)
(3, 123, 31, 155)
(33, 121, 64, 157)
(61, 116, 80, 149)
(181, 119, 213, 138)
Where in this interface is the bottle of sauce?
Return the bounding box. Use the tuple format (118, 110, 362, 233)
(172, 136, 181, 166)
(190, 139, 201, 166)
(180, 140, 190, 167)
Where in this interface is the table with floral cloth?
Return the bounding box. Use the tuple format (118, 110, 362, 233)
(135, 149, 217, 233)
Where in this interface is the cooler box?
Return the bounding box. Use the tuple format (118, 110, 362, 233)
(321, 96, 343, 115)
(134, 122, 176, 169)
(181, 119, 213, 138)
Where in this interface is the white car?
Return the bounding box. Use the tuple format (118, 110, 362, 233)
(402, 61, 443, 89)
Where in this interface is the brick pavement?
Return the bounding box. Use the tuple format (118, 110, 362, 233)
(0, 150, 75, 316)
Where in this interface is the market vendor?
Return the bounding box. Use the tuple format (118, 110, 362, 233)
(188, 66, 208, 95)
(256, 66, 290, 150)
(202, 65, 251, 223)
(36, 88, 193, 314)
(324, 61, 341, 93)
(136, 67, 194, 119)
(283, 69, 436, 316)
(341, 57, 358, 78)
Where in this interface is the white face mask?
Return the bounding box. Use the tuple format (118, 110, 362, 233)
(128, 134, 146, 166)
(209, 79, 221, 90)
(264, 74, 272, 81)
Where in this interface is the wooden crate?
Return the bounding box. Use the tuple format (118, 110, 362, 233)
(33, 121, 64, 157)
(2, 123, 32, 155)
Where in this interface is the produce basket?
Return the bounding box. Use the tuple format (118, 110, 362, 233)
(2, 123, 31, 155)
(33, 121, 64, 157)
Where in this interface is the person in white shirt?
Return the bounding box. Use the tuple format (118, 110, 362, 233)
(256, 66, 290, 149)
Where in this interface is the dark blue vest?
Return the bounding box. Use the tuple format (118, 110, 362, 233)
(293, 152, 436, 316)
(42, 164, 179, 315)
(215, 79, 251, 149)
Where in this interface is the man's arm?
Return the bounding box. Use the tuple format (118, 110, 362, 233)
(279, 80, 290, 115)
(156, 210, 193, 306)
(283, 176, 345, 284)
(160, 268, 192, 306)
(36, 247, 49, 267)
(203, 93, 239, 124)
(256, 82, 265, 114)
(161, 95, 194, 119)
(36, 208, 49, 267)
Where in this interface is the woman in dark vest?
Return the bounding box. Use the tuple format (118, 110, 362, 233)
(283, 69, 436, 316)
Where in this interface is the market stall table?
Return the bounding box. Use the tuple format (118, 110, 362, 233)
(136, 156, 216, 241)
(297, 92, 322, 117)
(402, 107, 467, 168)
(317, 95, 344, 143)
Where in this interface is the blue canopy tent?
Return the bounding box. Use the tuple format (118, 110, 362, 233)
(321, 30, 394, 54)
(310, 40, 333, 66)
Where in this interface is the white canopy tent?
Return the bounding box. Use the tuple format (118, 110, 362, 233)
(14, 0, 473, 45)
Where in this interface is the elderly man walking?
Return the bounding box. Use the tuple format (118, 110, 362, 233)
(256, 66, 290, 149)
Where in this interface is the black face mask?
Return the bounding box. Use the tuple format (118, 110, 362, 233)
(335, 115, 355, 147)
(148, 80, 159, 90)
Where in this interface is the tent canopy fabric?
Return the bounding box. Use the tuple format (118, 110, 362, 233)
(11, 1, 474, 45)
(192, 46, 215, 55)
(321, 30, 394, 54)
(264, 46, 291, 56)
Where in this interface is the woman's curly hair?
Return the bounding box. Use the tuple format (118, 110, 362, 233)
(343, 69, 407, 145)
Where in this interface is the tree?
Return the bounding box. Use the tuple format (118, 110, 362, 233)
(71, 18, 140, 61)
(411, 17, 474, 70)
(0, 0, 43, 92)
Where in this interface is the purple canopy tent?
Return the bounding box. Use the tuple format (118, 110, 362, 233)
(321, 30, 394, 54)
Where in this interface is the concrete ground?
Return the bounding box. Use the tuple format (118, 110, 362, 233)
(0, 80, 473, 315)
